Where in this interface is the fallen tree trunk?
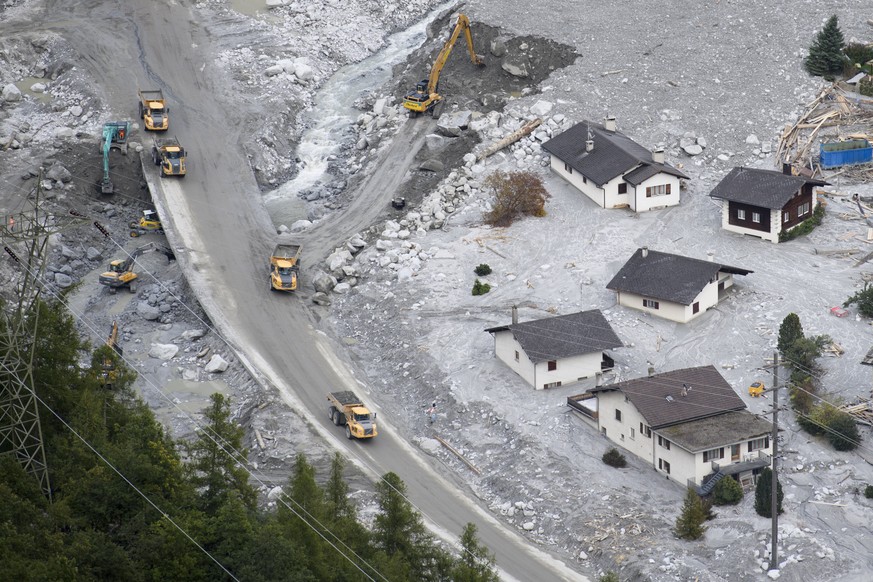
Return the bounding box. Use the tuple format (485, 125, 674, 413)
(476, 118, 542, 161)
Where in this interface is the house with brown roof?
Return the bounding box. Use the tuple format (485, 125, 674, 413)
(570, 366, 772, 491)
(542, 117, 689, 212)
(484, 308, 623, 390)
(708, 165, 828, 243)
(606, 247, 753, 323)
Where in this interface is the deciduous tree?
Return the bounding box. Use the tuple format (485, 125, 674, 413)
(483, 170, 551, 227)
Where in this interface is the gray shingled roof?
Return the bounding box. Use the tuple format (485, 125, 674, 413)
(541, 121, 689, 187)
(658, 410, 772, 452)
(589, 365, 746, 428)
(606, 248, 752, 305)
(484, 309, 623, 363)
(708, 167, 828, 209)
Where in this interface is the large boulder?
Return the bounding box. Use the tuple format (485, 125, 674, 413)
(46, 163, 72, 183)
(502, 54, 530, 77)
(137, 301, 161, 321)
(148, 343, 179, 360)
(205, 354, 229, 373)
(311, 292, 331, 306)
(490, 37, 507, 57)
(529, 100, 553, 117)
(2, 83, 22, 102)
(294, 63, 314, 81)
(54, 273, 73, 288)
(312, 270, 336, 293)
(182, 329, 207, 340)
(441, 110, 472, 129)
(419, 159, 444, 172)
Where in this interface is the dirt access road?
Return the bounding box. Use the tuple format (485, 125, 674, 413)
(3, 0, 586, 579)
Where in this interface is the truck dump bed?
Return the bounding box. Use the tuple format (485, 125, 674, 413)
(272, 244, 302, 261)
(329, 391, 363, 408)
(139, 89, 165, 104)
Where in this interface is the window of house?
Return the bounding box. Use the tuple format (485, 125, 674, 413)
(645, 184, 671, 198)
(748, 437, 769, 452)
(658, 436, 671, 450)
(618, 182, 627, 194)
(543, 381, 562, 389)
(693, 302, 700, 314)
(752, 212, 761, 223)
(737, 209, 746, 220)
(798, 202, 810, 217)
(563, 162, 573, 174)
(583, 176, 587, 184)
(620, 433, 625, 441)
(630, 427, 635, 440)
(783, 212, 789, 223)
(640, 423, 652, 438)
(514, 350, 519, 362)
(547, 360, 557, 371)
(643, 299, 660, 309)
(658, 459, 671, 474)
(615, 409, 622, 422)
(703, 447, 725, 462)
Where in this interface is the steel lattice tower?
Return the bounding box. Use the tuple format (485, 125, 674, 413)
(0, 178, 87, 498)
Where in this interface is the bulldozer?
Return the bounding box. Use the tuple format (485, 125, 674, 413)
(100, 321, 124, 388)
(152, 137, 187, 177)
(98, 241, 175, 293)
(99, 121, 130, 195)
(402, 14, 484, 119)
(129, 209, 164, 237)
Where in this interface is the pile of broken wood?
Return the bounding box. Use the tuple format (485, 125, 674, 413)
(840, 400, 873, 426)
(775, 84, 873, 176)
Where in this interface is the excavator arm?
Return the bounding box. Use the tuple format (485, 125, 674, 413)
(101, 125, 116, 195)
(425, 14, 483, 96)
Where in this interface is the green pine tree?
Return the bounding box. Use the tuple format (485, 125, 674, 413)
(674, 487, 707, 540)
(804, 15, 846, 78)
(451, 523, 500, 582)
(754, 468, 784, 517)
(777, 313, 803, 355)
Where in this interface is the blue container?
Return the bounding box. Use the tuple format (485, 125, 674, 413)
(820, 139, 873, 169)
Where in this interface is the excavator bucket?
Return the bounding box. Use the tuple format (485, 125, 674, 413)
(101, 176, 115, 195)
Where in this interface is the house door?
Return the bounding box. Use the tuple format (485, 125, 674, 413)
(731, 444, 740, 461)
(718, 281, 725, 292)
(693, 302, 700, 314)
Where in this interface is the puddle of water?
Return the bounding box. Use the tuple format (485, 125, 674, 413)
(228, 0, 267, 17)
(107, 291, 136, 315)
(15, 76, 52, 104)
(263, 1, 457, 225)
(161, 379, 230, 414)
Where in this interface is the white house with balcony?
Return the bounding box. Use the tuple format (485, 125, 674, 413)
(605, 247, 753, 324)
(542, 117, 689, 212)
(485, 308, 624, 390)
(571, 365, 772, 492)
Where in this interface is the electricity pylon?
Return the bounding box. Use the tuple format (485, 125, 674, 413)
(0, 175, 88, 499)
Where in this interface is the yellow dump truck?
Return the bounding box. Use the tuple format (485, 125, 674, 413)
(152, 137, 187, 177)
(327, 391, 378, 440)
(270, 243, 301, 292)
(138, 89, 169, 130)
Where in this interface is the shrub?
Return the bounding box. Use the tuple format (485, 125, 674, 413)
(754, 468, 784, 518)
(789, 377, 817, 415)
(844, 42, 873, 68)
(674, 487, 707, 540)
(474, 263, 492, 276)
(864, 485, 873, 499)
(827, 412, 860, 451)
(483, 170, 551, 227)
(712, 476, 744, 506)
(844, 282, 873, 318)
(804, 15, 846, 79)
(472, 279, 491, 296)
(779, 203, 825, 241)
(602, 448, 627, 468)
(599, 573, 619, 582)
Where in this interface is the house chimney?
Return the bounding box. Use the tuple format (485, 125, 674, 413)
(782, 161, 793, 176)
(511, 305, 518, 325)
(707, 251, 714, 262)
(585, 139, 594, 152)
(648, 366, 655, 377)
(652, 148, 665, 164)
(681, 383, 688, 397)
(641, 246, 649, 258)
(604, 115, 616, 132)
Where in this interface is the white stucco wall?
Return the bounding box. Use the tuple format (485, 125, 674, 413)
(613, 274, 730, 324)
(493, 330, 604, 389)
(596, 391, 654, 462)
(631, 174, 682, 212)
(550, 158, 606, 208)
(719, 201, 780, 243)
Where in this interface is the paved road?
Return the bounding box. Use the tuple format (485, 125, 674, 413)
(14, 1, 587, 580)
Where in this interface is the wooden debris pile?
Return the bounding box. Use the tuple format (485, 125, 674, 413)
(840, 401, 873, 426)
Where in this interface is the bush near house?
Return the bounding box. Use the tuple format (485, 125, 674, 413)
(754, 468, 784, 518)
(864, 485, 873, 499)
(712, 476, 744, 506)
(779, 203, 825, 242)
(827, 412, 861, 451)
(472, 279, 491, 296)
(602, 447, 627, 468)
(599, 573, 620, 582)
(474, 263, 492, 276)
(844, 42, 873, 71)
(483, 170, 551, 227)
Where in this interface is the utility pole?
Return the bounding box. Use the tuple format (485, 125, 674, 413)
(769, 351, 780, 572)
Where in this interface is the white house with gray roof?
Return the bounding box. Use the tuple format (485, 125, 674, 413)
(574, 366, 772, 491)
(606, 247, 752, 323)
(484, 309, 623, 390)
(542, 117, 689, 212)
(708, 165, 828, 243)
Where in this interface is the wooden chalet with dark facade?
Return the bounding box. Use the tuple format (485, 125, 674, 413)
(708, 165, 828, 243)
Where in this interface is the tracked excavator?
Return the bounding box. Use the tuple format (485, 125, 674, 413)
(99, 121, 130, 195)
(98, 242, 175, 293)
(100, 321, 124, 388)
(402, 13, 484, 119)
(129, 209, 164, 237)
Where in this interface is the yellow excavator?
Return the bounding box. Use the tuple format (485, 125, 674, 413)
(402, 13, 484, 119)
(98, 242, 175, 293)
(129, 209, 164, 237)
(100, 321, 123, 388)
